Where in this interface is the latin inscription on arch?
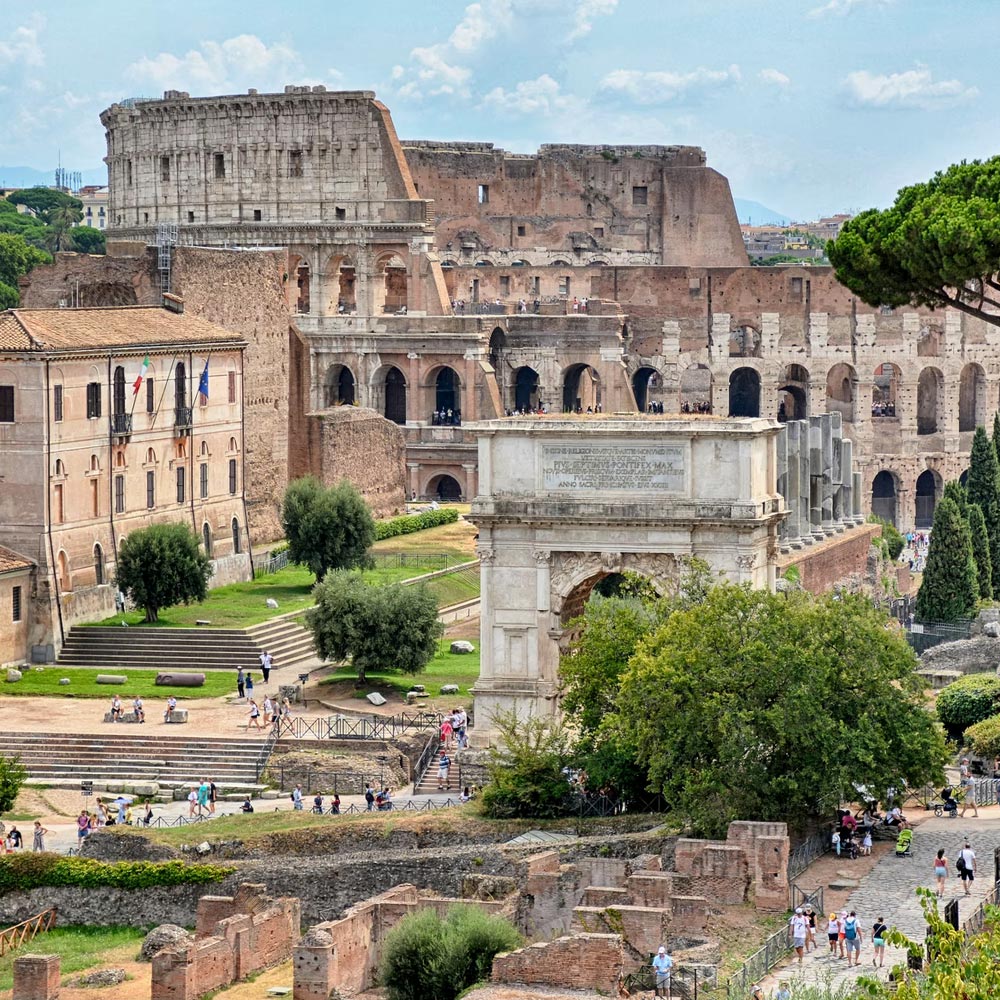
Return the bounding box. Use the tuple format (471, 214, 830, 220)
(540, 442, 686, 493)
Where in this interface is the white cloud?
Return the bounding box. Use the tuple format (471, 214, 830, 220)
(449, 0, 513, 52)
(481, 74, 579, 116)
(569, 0, 618, 41)
(0, 16, 45, 71)
(600, 65, 741, 105)
(808, 0, 892, 18)
(127, 35, 302, 94)
(759, 68, 791, 87)
(842, 67, 978, 110)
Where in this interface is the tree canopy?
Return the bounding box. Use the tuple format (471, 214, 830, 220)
(68, 225, 106, 255)
(606, 585, 945, 837)
(7, 188, 82, 221)
(306, 569, 443, 683)
(967, 425, 1000, 584)
(0, 754, 26, 816)
(281, 476, 376, 580)
(0, 232, 51, 308)
(828, 157, 1000, 326)
(968, 502, 994, 601)
(915, 496, 979, 622)
(115, 523, 213, 623)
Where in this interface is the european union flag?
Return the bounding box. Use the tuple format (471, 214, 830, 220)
(197, 360, 209, 401)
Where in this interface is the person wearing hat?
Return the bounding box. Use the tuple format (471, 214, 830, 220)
(789, 907, 809, 964)
(651, 945, 673, 998)
(750, 986, 764, 1000)
(826, 911, 840, 955)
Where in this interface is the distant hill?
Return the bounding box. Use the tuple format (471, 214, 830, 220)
(733, 198, 793, 226)
(0, 165, 107, 190)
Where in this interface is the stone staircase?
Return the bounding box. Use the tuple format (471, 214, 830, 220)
(413, 745, 463, 796)
(0, 731, 268, 789)
(58, 618, 318, 673)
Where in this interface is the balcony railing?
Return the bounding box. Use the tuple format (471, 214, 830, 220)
(111, 412, 132, 436)
(174, 406, 192, 431)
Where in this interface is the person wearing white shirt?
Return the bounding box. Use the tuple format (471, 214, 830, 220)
(959, 842, 977, 895)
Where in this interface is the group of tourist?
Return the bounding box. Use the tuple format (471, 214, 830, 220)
(108, 694, 145, 723)
(871, 401, 897, 417)
(504, 404, 549, 416)
(901, 531, 930, 574)
(247, 694, 291, 731)
(680, 400, 712, 414)
(566, 403, 604, 414)
(932, 841, 978, 897)
(187, 779, 219, 817)
(431, 408, 462, 426)
(77, 796, 154, 840)
(1, 822, 48, 853)
(646, 401, 667, 414)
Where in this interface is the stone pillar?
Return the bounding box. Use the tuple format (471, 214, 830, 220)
(809, 417, 824, 541)
(798, 419, 812, 545)
(840, 437, 854, 527)
(293, 927, 336, 1000)
(830, 411, 844, 531)
(776, 426, 789, 548)
(407, 462, 420, 500)
(821, 413, 835, 535)
(784, 420, 802, 548)
(534, 550, 551, 613)
(462, 463, 478, 500)
(14, 954, 61, 1000)
(852, 471, 864, 522)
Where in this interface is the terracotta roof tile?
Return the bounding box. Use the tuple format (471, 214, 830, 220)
(0, 546, 34, 574)
(0, 307, 244, 353)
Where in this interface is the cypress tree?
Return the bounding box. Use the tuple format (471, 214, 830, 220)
(993, 411, 1000, 464)
(916, 496, 979, 622)
(968, 502, 994, 601)
(966, 426, 1000, 585)
(942, 479, 968, 519)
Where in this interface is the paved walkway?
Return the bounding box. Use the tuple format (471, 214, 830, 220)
(761, 806, 1000, 994)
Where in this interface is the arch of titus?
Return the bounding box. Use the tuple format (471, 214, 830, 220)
(469, 414, 865, 721)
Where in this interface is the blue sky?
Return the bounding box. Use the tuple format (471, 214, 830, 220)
(0, 0, 995, 219)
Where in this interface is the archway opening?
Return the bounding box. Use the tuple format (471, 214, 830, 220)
(377, 254, 408, 314)
(680, 363, 712, 413)
(826, 363, 856, 423)
(777, 364, 809, 421)
(917, 367, 944, 435)
(295, 262, 310, 314)
(427, 474, 462, 501)
(872, 362, 900, 417)
(915, 469, 940, 529)
(729, 368, 761, 418)
(93, 543, 104, 586)
(871, 471, 898, 526)
(559, 569, 660, 627)
(202, 522, 213, 557)
(57, 551, 70, 593)
(383, 367, 407, 425)
(338, 259, 356, 313)
(514, 366, 539, 412)
(959, 363, 986, 432)
(632, 366, 659, 412)
(489, 328, 506, 371)
(434, 367, 460, 420)
(325, 364, 356, 406)
(562, 363, 600, 413)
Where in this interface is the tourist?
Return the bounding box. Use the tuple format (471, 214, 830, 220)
(789, 907, 808, 965)
(437, 751, 451, 791)
(187, 786, 199, 817)
(750, 987, 764, 1000)
(7, 826, 21, 850)
(440, 715, 454, 750)
(133, 695, 145, 723)
(960, 772, 979, 819)
(292, 784, 304, 810)
(95, 797, 108, 826)
(838, 910, 848, 958)
(364, 783, 375, 812)
(263, 695, 274, 724)
(460, 786, 472, 804)
(843, 911, 863, 966)
(861, 829, 873, 856)
(247, 699, 263, 730)
(260, 650, 273, 683)
(237, 666, 246, 699)
(164, 696, 177, 722)
(116, 798, 126, 824)
(110, 694, 123, 722)
(958, 841, 977, 895)
(776, 983, 791, 1000)
(651, 945, 673, 998)
(826, 912, 840, 955)
(77, 810, 90, 842)
(32, 821, 48, 852)
(933, 848, 948, 897)
(245, 673, 255, 699)
(831, 829, 841, 857)
(198, 779, 210, 815)
(331, 793, 341, 815)
(871, 915, 888, 968)
(805, 907, 817, 952)
(241, 796, 254, 814)
(209, 780, 218, 815)
(142, 804, 154, 826)
(312, 792, 324, 814)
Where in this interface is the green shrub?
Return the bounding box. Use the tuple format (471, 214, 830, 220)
(868, 514, 904, 560)
(936, 673, 1000, 737)
(965, 714, 1000, 760)
(0, 856, 232, 893)
(380, 906, 521, 1000)
(375, 508, 459, 540)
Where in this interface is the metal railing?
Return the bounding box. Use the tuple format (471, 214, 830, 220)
(0, 908, 57, 957)
(254, 723, 281, 780)
(174, 405, 193, 429)
(790, 885, 825, 918)
(111, 412, 132, 436)
(253, 550, 464, 579)
(277, 711, 440, 742)
(413, 732, 442, 790)
(725, 924, 793, 1000)
(961, 881, 1000, 937)
(623, 967, 700, 999)
(788, 828, 832, 880)
(254, 550, 291, 577)
(906, 618, 973, 654)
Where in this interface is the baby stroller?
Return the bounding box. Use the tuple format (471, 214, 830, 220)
(932, 786, 958, 818)
(894, 827, 913, 858)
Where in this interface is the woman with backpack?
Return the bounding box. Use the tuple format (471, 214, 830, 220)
(842, 911, 863, 966)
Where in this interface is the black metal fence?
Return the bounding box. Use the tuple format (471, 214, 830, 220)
(255, 550, 463, 579)
(905, 618, 973, 654)
(787, 828, 831, 881)
(724, 924, 793, 1000)
(623, 967, 701, 999)
(277, 711, 440, 742)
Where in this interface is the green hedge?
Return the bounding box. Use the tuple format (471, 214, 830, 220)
(375, 508, 459, 540)
(936, 672, 1000, 737)
(0, 856, 232, 893)
(965, 714, 1000, 760)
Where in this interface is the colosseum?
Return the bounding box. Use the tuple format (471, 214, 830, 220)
(24, 85, 995, 534)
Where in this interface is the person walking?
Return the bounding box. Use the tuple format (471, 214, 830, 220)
(826, 912, 840, 956)
(789, 908, 808, 965)
(871, 915, 888, 968)
(187, 786, 198, 817)
(805, 906, 817, 952)
(292, 785, 304, 811)
(958, 841, 977, 895)
(245, 673, 254, 699)
(237, 667, 246, 699)
(933, 848, 949, 897)
(247, 699, 263, 730)
(843, 910, 863, 966)
(261, 651, 273, 684)
(437, 751, 451, 791)
(364, 784, 375, 812)
(76, 810, 90, 843)
(209, 780, 218, 815)
(960, 773, 979, 818)
(32, 821, 48, 852)
(651, 945, 673, 998)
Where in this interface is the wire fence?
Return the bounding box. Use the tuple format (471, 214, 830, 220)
(724, 923, 793, 1000)
(905, 618, 973, 654)
(787, 828, 832, 881)
(276, 711, 440, 742)
(623, 966, 701, 999)
(255, 550, 464, 579)
(254, 550, 290, 577)
(961, 880, 1000, 938)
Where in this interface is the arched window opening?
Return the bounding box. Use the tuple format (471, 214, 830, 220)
(514, 367, 540, 413)
(632, 366, 659, 412)
(915, 469, 940, 529)
(561, 364, 600, 413)
(434, 367, 460, 420)
(232, 518, 241, 554)
(871, 471, 898, 526)
(384, 368, 407, 425)
(729, 368, 761, 418)
(202, 522, 213, 556)
(826, 363, 856, 423)
(93, 543, 105, 586)
(917, 367, 944, 435)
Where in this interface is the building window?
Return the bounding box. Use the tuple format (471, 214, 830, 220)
(253, 209, 261, 221)
(202, 522, 212, 556)
(517, 224, 526, 237)
(531, 276, 540, 295)
(144, 213, 149, 223)
(126, 160, 132, 186)
(91, 479, 99, 517)
(94, 544, 104, 586)
(187, 211, 195, 223)
(500, 276, 510, 296)
(790, 276, 803, 301)
(0, 385, 13, 423)
(114, 474, 125, 513)
(594, 227, 604, 238)
(160, 156, 170, 182)
(113, 366, 126, 416)
(559, 276, 571, 297)
(176, 466, 185, 504)
(54, 484, 64, 523)
(478, 184, 489, 204)
(335, 207, 346, 220)
(632, 186, 648, 206)
(289, 150, 303, 178)
(214, 153, 225, 179)
(86, 382, 101, 419)
(200, 462, 208, 499)
(146, 377, 154, 413)
(146, 470, 155, 509)
(232, 518, 241, 554)
(228, 371, 237, 404)
(12, 585, 21, 623)
(228, 458, 237, 495)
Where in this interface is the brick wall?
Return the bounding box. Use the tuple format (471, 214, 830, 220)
(491, 933, 623, 993)
(12, 954, 60, 1000)
(776, 524, 881, 593)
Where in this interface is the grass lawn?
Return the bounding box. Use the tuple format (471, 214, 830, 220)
(0, 925, 147, 990)
(421, 566, 480, 608)
(320, 637, 481, 702)
(372, 515, 477, 558)
(2, 667, 236, 700)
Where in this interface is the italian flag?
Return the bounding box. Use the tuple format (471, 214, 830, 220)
(132, 355, 150, 395)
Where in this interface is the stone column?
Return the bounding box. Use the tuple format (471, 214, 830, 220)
(830, 411, 844, 531)
(821, 413, 835, 535)
(852, 471, 864, 522)
(840, 437, 854, 527)
(407, 462, 420, 500)
(776, 426, 789, 548)
(534, 550, 551, 613)
(785, 420, 802, 548)
(462, 463, 478, 500)
(809, 416, 824, 541)
(798, 419, 812, 545)
(13, 955, 60, 1000)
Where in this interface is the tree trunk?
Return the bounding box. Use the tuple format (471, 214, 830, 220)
(356, 664, 366, 686)
(145, 607, 158, 623)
